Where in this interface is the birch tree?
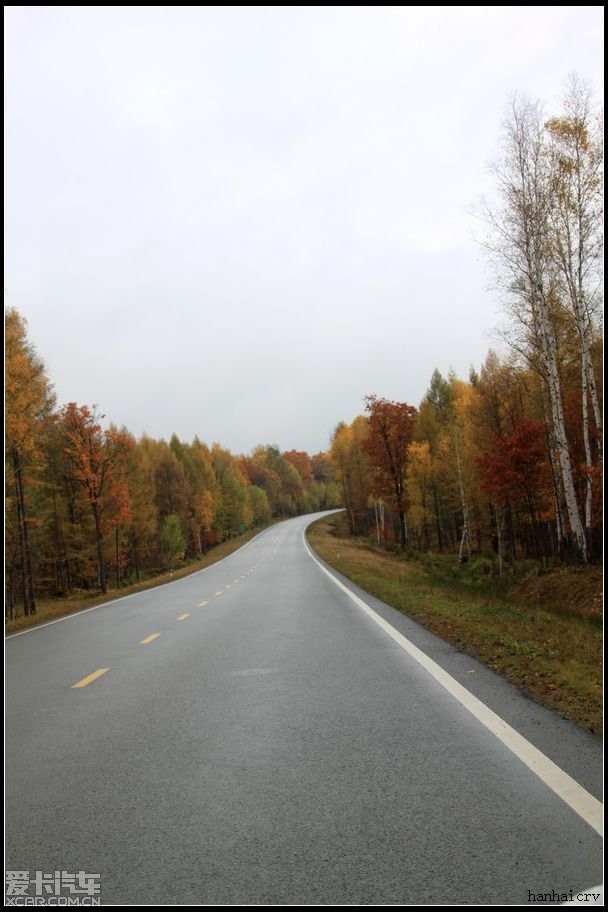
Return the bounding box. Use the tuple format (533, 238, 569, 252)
(482, 94, 588, 560)
(545, 75, 603, 529)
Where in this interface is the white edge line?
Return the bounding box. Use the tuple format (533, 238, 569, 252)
(303, 531, 603, 838)
(5, 526, 272, 639)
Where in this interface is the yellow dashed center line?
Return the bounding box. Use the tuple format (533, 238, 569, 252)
(140, 633, 161, 645)
(225, 584, 231, 589)
(71, 668, 110, 689)
(198, 600, 208, 607)
(214, 591, 223, 597)
(176, 613, 190, 621)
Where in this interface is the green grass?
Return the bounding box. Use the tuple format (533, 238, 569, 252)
(307, 513, 602, 735)
(5, 525, 268, 634)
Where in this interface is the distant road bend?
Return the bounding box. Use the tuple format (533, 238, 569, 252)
(5, 513, 603, 905)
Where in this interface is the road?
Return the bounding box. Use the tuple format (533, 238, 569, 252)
(5, 513, 603, 905)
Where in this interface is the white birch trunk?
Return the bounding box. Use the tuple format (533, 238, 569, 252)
(540, 304, 587, 560)
(483, 93, 598, 562)
(546, 80, 602, 536)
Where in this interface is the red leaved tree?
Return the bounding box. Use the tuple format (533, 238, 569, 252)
(476, 419, 550, 525)
(363, 395, 417, 549)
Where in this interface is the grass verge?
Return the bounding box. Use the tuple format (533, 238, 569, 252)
(5, 525, 268, 634)
(307, 513, 602, 736)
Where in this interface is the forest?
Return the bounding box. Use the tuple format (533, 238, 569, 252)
(5, 79, 602, 619)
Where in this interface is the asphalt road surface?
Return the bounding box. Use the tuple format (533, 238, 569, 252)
(5, 513, 603, 905)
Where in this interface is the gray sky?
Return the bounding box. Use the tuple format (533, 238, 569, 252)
(4, 6, 603, 455)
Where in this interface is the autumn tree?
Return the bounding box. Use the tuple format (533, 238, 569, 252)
(189, 439, 218, 553)
(125, 436, 161, 579)
(170, 435, 218, 557)
(60, 404, 133, 593)
(247, 484, 272, 526)
(283, 450, 313, 485)
(211, 444, 250, 535)
(418, 369, 474, 553)
(363, 395, 417, 549)
(244, 452, 282, 517)
(406, 441, 434, 550)
(243, 446, 304, 517)
(154, 444, 189, 527)
(5, 308, 55, 615)
(265, 446, 304, 515)
(330, 423, 355, 532)
(330, 418, 371, 535)
(476, 420, 550, 569)
(482, 92, 589, 560)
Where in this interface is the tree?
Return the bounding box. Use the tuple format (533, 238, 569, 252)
(406, 441, 434, 550)
(247, 484, 271, 526)
(125, 436, 161, 579)
(477, 419, 551, 567)
(169, 435, 217, 556)
(330, 418, 371, 535)
(5, 308, 55, 615)
(154, 445, 189, 527)
(481, 93, 588, 560)
(416, 371, 474, 554)
(363, 395, 417, 549)
(60, 404, 133, 593)
(545, 75, 603, 529)
(211, 444, 250, 535)
(283, 450, 313, 484)
(160, 514, 186, 567)
(244, 445, 304, 517)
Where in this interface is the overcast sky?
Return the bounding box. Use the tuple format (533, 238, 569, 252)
(4, 6, 604, 455)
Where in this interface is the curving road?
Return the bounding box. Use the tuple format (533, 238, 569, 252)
(5, 513, 603, 905)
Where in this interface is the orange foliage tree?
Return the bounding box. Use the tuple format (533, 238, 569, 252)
(5, 308, 56, 615)
(60, 404, 133, 593)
